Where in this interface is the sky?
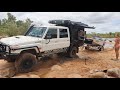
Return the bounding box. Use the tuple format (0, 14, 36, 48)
(0, 12, 120, 34)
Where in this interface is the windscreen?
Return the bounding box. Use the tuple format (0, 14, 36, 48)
(25, 27, 47, 38)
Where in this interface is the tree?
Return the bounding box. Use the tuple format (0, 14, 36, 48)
(5, 22, 18, 36)
(7, 13, 16, 23)
(25, 18, 33, 24)
(91, 32, 97, 36)
(0, 13, 33, 37)
(2, 19, 7, 25)
(16, 20, 24, 27)
(109, 32, 112, 36)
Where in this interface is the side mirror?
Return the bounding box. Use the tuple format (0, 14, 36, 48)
(45, 34, 52, 39)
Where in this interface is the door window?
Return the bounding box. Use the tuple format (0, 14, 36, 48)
(45, 28, 57, 39)
(59, 29, 68, 38)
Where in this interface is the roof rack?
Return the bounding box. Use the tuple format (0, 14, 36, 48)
(49, 20, 95, 29)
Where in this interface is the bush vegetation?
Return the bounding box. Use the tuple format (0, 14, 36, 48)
(0, 13, 33, 37)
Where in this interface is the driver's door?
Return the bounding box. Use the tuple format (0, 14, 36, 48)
(42, 28, 59, 52)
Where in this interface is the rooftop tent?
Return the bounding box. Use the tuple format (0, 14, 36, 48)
(48, 20, 95, 29)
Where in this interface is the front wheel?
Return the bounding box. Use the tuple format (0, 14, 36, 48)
(15, 53, 37, 73)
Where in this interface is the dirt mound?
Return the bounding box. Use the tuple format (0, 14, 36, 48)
(51, 65, 63, 71)
(107, 68, 120, 78)
(89, 72, 106, 78)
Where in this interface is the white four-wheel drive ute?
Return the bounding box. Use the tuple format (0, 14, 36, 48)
(0, 20, 95, 73)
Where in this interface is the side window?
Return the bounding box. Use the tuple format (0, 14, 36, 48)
(59, 29, 68, 38)
(46, 28, 57, 38)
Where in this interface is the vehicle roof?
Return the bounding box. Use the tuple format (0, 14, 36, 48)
(33, 24, 68, 29)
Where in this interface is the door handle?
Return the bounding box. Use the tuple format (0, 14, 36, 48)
(45, 39, 50, 44)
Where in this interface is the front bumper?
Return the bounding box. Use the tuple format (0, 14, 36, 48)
(0, 43, 11, 59)
(0, 51, 19, 60)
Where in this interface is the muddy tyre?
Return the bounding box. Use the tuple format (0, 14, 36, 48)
(15, 53, 37, 73)
(68, 47, 77, 58)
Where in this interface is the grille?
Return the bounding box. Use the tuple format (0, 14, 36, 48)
(0, 43, 6, 52)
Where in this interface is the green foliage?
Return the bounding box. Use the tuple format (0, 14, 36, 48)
(0, 13, 33, 37)
(87, 32, 119, 38)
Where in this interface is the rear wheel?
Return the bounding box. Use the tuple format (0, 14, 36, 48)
(15, 53, 37, 73)
(68, 47, 78, 58)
